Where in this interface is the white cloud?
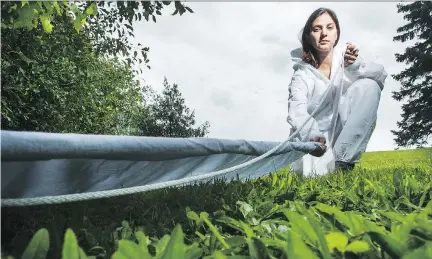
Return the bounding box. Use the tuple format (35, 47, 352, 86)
(131, 2, 411, 151)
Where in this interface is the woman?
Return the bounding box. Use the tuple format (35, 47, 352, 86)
(287, 7, 388, 173)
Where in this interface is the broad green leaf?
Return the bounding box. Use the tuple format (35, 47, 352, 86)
(72, 5, 87, 33)
(418, 189, 428, 208)
(325, 232, 348, 252)
(300, 208, 332, 259)
(271, 173, 277, 185)
(408, 176, 420, 194)
(345, 241, 370, 253)
(159, 224, 186, 259)
(135, 231, 150, 255)
(85, 3, 97, 16)
(315, 203, 353, 233)
(51, 2, 61, 15)
(186, 211, 200, 221)
(39, 13, 53, 33)
(112, 240, 148, 259)
(225, 236, 246, 247)
(62, 229, 80, 259)
(381, 211, 406, 223)
(283, 210, 317, 244)
(279, 178, 286, 190)
(21, 228, 50, 259)
(260, 238, 286, 249)
(154, 235, 170, 257)
(362, 218, 386, 233)
(345, 211, 365, 236)
(78, 247, 87, 258)
(237, 201, 254, 218)
(200, 211, 209, 219)
(285, 229, 319, 259)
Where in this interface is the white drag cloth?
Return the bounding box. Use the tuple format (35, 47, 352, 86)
(1, 130, 320, 206)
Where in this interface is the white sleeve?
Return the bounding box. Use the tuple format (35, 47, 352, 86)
(345, 56, 388, 90)
(287, 71, 323, 142)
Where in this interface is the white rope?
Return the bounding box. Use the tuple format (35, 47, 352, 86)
(1, 50, 346, 207)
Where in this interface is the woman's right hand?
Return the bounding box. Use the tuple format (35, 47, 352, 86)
(309, 136, 327, 157)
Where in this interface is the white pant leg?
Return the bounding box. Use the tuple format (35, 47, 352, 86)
(333, 78, 381, 163)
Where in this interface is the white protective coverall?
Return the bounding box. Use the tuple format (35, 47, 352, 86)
(287, 43, 388, 175)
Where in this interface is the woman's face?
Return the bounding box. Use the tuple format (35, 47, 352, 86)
(309, 12, 338, 54)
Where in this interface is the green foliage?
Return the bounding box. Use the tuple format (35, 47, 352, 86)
(61, 229, 89, 259)
(1, 1, 207, 137)
(1, 16, 145, 134)
(391, 1, 432, 147)
(1, 1, 194, 74)
(139, 77, 210, 137)
(1, 1, 96, 33)
(21, 229, 49, 259)
(2, 148, 431, 259)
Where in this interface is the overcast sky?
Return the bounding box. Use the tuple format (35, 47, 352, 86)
(131, 2, 412, 152)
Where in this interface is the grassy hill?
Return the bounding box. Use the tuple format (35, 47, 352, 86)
(359, 147, 432, 170)
(2, 148, 431, 259)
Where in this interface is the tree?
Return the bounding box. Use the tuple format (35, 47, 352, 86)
(1, 1, 208, 137)
(1, 1, 194, 75)
(139, 77, 210, 138)
(391, 1, 432, 147)
(1, 1, 198, 135)
(1, 13, 145, 135)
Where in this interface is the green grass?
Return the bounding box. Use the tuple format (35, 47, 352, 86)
(359, 147, 432, 170)
(2, 148, 432, 259)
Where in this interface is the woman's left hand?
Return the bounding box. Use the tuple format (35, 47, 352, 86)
(344, 43, 359, 67)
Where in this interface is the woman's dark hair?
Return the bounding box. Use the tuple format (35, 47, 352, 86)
(301, 8, 340, 68)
